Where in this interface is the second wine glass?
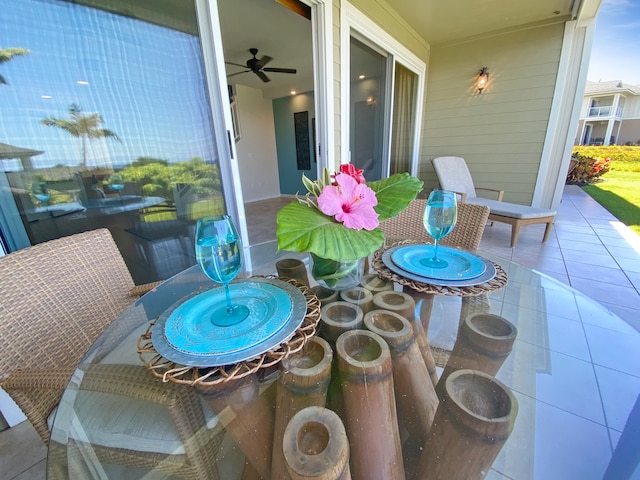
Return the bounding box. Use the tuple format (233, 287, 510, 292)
(422, 190, 458, 268)
(195, 215, 249, 326)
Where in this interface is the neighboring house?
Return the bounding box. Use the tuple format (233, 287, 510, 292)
(576, 80, 640, 146)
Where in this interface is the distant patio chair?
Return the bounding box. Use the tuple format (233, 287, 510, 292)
(431, 156, 556, 247)
(380, 200, 490, 252)
(0, 229, 219, 479)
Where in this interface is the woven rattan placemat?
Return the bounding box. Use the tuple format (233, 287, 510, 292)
(372, 241, 508, 296)
(138, 276, 321, 387)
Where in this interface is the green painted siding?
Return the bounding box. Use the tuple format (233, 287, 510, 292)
(420, 23, 565, 205)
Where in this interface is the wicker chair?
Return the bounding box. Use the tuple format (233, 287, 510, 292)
(0, 229, 220, 479)
(380, 199, 490, 252)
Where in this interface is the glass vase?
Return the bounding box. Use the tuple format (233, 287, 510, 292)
(310, 253, 364, 290)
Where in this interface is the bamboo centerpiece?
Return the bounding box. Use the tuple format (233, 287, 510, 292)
(360, 274, 394, 294)
(272, 337, 333, 480)
(276, 258, 310, 287)
(336, 329, 405, 480)
(417, 369, 518, 480)
(319, 301, 364, 419)
(339, 287, 373, 315)
(436, 313, 517, 399)
(311, 285, 340, 306)
(319, 302, 363, 344)
(373, 290, 439, 386)
(363, 309, 439, 472)
(198, 374, 275, 479)
(283, 406, 351, 480)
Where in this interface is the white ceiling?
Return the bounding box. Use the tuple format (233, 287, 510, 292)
(217, 0, 579, 99)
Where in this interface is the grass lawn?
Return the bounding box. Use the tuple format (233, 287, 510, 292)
(581, 170, 640, 237)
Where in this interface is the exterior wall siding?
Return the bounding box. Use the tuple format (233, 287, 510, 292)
(419, 24, 565, 205)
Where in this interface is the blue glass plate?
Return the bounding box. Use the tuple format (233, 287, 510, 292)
(151, 278, 307, 367)
(391, 244, 486, 281)
(382, 245, 496, 287)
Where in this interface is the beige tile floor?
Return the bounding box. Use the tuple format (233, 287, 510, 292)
(2, 185, 639, 479)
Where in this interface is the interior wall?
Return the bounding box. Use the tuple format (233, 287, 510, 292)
(273, 91, 316, 195)
(419, 23, 565, 205)
(234, 84, 281, 202)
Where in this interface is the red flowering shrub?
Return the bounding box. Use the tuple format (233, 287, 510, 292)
(566, 153, 611, 184)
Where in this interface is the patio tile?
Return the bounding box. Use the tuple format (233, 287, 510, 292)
(606, 245, 640, 262)
(584, 323, 640, 377)
(0, 421, 46, 480)
(594, 365, 640, 432)
(560, 240, 610, 255)
(564, 261, 633, 288)
(561, 249, 615, 268)
(600, 303, 640, 333)
(511, 253, 567, 275)
(556, 231, 603, 245)
(569, 277, 640, 311)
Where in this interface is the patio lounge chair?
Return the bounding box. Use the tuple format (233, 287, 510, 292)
(0, 229, 221, 479)
(432, 156, 556, 247)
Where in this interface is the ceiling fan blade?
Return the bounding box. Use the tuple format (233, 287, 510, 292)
(262, 67, 297, 74)
(255, 70, 271, 83)
(255, 55, 273, 69)
(225, 61, 248, 68)
(227, 70, 249, 78)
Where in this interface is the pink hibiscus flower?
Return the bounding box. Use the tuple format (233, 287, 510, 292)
(318, 173, 379, 230)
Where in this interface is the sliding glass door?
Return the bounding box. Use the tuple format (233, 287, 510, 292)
(342, 3, 425, 179)
(0, 0, 229, 284)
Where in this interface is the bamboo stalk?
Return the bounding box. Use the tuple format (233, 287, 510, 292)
(198, 374, 275, 479)
(436, 313, 517, 399)
(272, 337, 333, 480)
(283, 406, 351, 480)
(339, 287, 373, 315)
(336, 329, 405, 480)
(417, 369, 518, 480)
(363, 309, 439, 476)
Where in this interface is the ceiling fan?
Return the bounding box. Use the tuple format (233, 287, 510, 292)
(226, 48, 297, 83)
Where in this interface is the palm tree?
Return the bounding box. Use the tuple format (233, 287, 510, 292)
(0, 47, 29, 85)
(41, 103, 120, 166)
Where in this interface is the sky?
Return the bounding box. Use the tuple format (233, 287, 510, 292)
(587, 0, 640, 85)
(0, 0, 216, 170)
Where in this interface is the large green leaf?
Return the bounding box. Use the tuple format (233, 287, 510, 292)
(276, 202, 384, 261)
(369, 173, 424, 221)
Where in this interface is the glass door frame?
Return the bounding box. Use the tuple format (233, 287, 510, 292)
(196, 0, 333, 269)
(340, 1, 425, 177)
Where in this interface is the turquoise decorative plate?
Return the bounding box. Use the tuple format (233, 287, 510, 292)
(382, 245, 496, 287)
(151, 278, 307, 367)
(390, 244, 486, 281)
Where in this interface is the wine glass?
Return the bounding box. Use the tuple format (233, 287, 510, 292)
(422, 190, 458, 268)
(195, 215, 249, 326)
(31, 182, 50, 206)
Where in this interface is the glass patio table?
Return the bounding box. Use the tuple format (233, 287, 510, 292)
(46, 241, 640, 480)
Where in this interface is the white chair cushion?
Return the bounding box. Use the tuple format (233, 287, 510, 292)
(432, 156, 478, 198)
(467, 198, 556, 219)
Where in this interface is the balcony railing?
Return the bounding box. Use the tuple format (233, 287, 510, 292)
(587, 105, 624, 118)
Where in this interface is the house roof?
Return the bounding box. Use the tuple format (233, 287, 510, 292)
(584, 80, 640, 96)
(0, 142, 43, 160)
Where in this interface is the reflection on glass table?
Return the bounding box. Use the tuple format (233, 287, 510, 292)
(47, 242, 640, 479)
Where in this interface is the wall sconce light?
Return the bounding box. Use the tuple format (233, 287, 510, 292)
(366, 95, 376, 107)
(476, 67, 489, 94)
